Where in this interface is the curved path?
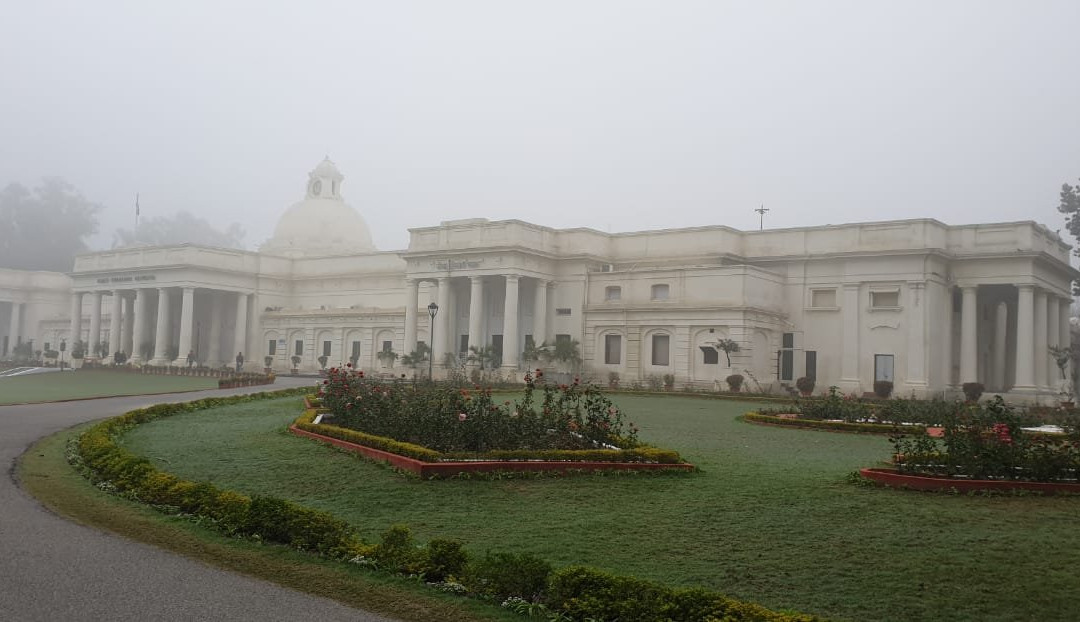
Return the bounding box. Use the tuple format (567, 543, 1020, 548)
(0, 378, 393, 622)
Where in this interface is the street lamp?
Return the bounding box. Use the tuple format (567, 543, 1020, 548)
(59, 339, 66, 371)
(427, 302, 438, 381)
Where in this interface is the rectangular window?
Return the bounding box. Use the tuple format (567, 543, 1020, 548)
(382, 340, 392, 353)
(604, 334, 622, 364)
(651, 284, 669, 300)
(524, 334, 535, 350)
(780, 332, 794, 381)
(875, 354, 895, 382)
(651, 334, 670, 366)
(605, 286, 621, 301)
(555, 334, 571, 346)
(492, 334, 503, 362)
(267, 340, 277, 356)
(871, 290, 900, 308)
(459, 335, 469, 356)
(294, 340, 303, 356)
(44, 342, 50, 352)
(322, 340, 331, 357)
(556, 308, 572, 316)
(805, 351, 817, 380)
(351, 341, 360, 360)
(702, 346, 718, 365)
(810, 289, 837, 308)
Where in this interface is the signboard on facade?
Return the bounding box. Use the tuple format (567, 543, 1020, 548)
(95, 274, 157, 284)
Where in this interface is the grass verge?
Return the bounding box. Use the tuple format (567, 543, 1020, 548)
(0, 370, 217, 405)
(16, 424, 516, 622)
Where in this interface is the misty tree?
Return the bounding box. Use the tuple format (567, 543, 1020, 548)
(1056, 178, 1080, 294)
(113, 210, 245, 249)
(0, 178, 102, 272)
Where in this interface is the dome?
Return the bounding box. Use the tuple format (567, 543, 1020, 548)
(261, 158, 377, 257)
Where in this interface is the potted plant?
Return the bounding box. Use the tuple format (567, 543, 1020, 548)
(264, 355, 273, 373)
(663, 373, 675, 391)
(1049, 344, 1077, 406)
(376, 346, 398, 369)
(715, 338, 740, 366)
(726, 374, 744, 393)
(873, 380, 893, 399)
(317, 355, 329, 374)
(796, 376, 815, 397)
(290, 355, 301, 375)
(608, 371, 620, 389)
(962, 382, 984, 403)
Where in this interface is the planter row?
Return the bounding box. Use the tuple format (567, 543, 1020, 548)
(858, 468, 1080, 494)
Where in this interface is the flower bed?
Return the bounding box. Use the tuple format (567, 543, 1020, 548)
(293, 392, 693, 477)
(742, 412, 922, 435)
(858, 468, 1080, 494)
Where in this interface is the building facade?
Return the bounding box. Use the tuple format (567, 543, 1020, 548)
(4, 159, 1077, 401)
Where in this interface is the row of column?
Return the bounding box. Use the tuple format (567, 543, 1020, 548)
(958, 284, 1071, 392)
(403, 275, 551, 369)
(6, 301, 22, 354)
(70, 287, 251, 366)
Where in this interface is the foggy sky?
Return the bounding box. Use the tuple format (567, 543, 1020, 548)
(3, 1, 1080, 253)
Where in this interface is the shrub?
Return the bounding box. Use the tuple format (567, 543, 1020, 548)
(373, 524, 421, 573)
(608, 371, 620, 389)
(726, 374, 744, 392)
(546, 566, 820, 621)
(873, 380, 893, 399)
(795, 376, 815, 395)
(662, 374, 675, 389)
(466, 551, 552, 601)
(798, 386, 873, 422)
(962, 382, 984, 402)
(421, 538, 469, 582)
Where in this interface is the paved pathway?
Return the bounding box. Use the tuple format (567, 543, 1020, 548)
(0, 378, 394, 621)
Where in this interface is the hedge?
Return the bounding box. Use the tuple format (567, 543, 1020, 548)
(742, 412, 924, 435)
(72, 388, 819, 621)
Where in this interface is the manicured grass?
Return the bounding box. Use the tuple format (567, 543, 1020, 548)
(122, 394, 1080, 622)
(0, 370, 217, 404)
(17, 424, 517, 622)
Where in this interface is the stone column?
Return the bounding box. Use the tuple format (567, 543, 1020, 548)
(121, 294, 135, 357)
(1048, 296, 1061, 385)
(1060, 298, 1072, 391)
(1014, 285, 1036, 391)
(994, 301, 1008, 392)
(959, 286, 978, 384)
(150, 288, 171, 365)
(467, 276, 485, 354)
(904, 282, 927, 393)
(7, 302, 21, 352)
(435, 277, 451, 365)
(233, 292, 248, 361)
(533, 279, 549, 348)
(207, 291, 223, 367)
(173, 287, 195, 366)
(68, 292, 83, 348)
(88, 291, 103, 358)
(130, 289, 148, 363)
(107, 291, 123, 363)
(404, 279, 419, 356)
(1034, 289, 1048, 390)
(838, 284, 861, 392)
(502, 275, 520, 370)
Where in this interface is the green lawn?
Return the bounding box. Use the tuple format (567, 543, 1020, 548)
(122, 394, 1080, 622)
(0, 370, 217, 404)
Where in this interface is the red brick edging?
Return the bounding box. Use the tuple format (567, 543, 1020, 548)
(288, 425, 695, 478)
(859, 468, 1080, 494)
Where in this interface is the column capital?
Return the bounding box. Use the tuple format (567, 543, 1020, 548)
(504, 274, 520, 283)
(470, 275, 485, 284)
(1017, 283, 1036, 293)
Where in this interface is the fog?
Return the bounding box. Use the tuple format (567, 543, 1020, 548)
(3, 0, 1079, 252)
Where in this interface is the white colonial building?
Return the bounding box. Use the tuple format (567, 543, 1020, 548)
(3, 158, 1077, 401)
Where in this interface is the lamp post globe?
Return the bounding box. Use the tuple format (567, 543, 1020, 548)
(427, 302, 439, 381)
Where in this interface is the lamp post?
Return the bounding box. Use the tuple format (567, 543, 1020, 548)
(59, 339, 66, 371)
(427, 302, 438, 381)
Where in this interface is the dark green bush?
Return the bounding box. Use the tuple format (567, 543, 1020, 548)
(421, 538, 469, 582)
(466, 551, 552, 601)
(373, 524, 421, 572)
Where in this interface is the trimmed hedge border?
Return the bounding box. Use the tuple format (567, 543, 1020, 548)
(71, 388, 820, 621)
(859, 468, 1080, 494)
(294, 397, 693, 477)
(742, 412, 923, 435)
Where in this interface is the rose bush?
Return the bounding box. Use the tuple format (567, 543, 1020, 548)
(318, 367, 638, 453)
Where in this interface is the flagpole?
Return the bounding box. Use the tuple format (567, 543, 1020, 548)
(135, 193, 140, 239)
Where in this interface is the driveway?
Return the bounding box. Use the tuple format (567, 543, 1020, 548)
(0, 377, 393, 621)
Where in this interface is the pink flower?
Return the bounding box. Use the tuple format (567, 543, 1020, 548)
(458, 413, 467, 422)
